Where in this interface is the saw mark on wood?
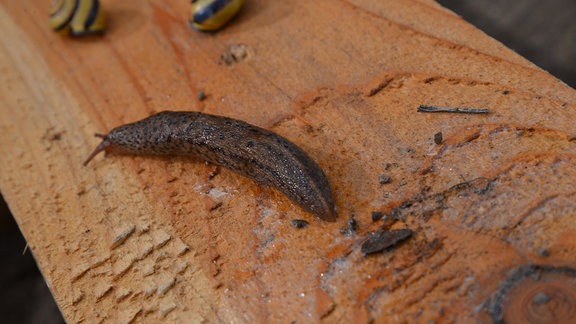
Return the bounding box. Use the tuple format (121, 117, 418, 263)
(157, 277, 177, 295)
(176, 261, 188, 274)
(143, 284, 157, 298)
(112, 254, 137, 281)
(152, 230, 172, 248)
(72, 255, 111, 282)
(458, 155, 576, 233)
(136, 242, 154, 260)
(72, 290, 85, 305)
(363, 73, 410, 97)
(111, 224, 136, 249)
(173, 238, 190, 256)
(142, 262, 156, 277)
(119, 306, 142, 324)
(115, 287, 132, 302)
(159, 302, 177, 317)
(95, 282, 114, 302)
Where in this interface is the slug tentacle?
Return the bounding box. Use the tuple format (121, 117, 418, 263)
(83, 134, 111, 166)
(84, 111, 336, 221)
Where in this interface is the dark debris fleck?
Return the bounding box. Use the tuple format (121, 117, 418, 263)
(378, 174, 391, 184)
(434, 132, 443, 145)
(290, 219, 309, 229)
(340, 218, 358, 235)
(371, 211, 384, 222)
(536, 247, 550, 257)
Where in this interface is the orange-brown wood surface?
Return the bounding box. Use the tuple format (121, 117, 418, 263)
(1, 0, 575, 322)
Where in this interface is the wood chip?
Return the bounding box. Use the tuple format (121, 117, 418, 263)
(418, 105, 490, 114)
(361, 229, 413, 255)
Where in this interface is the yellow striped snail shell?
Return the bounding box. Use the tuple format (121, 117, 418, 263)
(49, 0, 106, 36)
(189, 0, 244, 32)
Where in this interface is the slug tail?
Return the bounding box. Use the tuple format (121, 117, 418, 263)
(322, 208, 337, 222)
(83, 133, 110, 166)
(315, 200, 336, 222)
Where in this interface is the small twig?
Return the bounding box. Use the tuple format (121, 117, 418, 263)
(418, 105, 490, 114)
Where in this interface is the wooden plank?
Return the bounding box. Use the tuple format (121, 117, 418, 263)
(1, 0, 575, 322)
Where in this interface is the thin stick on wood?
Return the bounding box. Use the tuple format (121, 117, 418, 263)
(418, 105, 490, 114)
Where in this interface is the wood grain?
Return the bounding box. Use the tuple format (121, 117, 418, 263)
(0, 0, 575, 322)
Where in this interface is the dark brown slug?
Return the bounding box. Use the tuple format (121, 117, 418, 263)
(84, 111, 336, 221)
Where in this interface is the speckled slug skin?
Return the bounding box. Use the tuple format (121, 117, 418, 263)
(84, 111, 336, 221)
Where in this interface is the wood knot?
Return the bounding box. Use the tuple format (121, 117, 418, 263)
(487, 265, 576, 323)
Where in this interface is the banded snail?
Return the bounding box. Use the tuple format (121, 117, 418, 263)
(50, 0, 106, 36)
(189, 0, 244, 32)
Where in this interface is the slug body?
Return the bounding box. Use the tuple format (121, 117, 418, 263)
(84, 111, 336, 221)
(189, 0, 244, 32)
(49, 0, 106, 36)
